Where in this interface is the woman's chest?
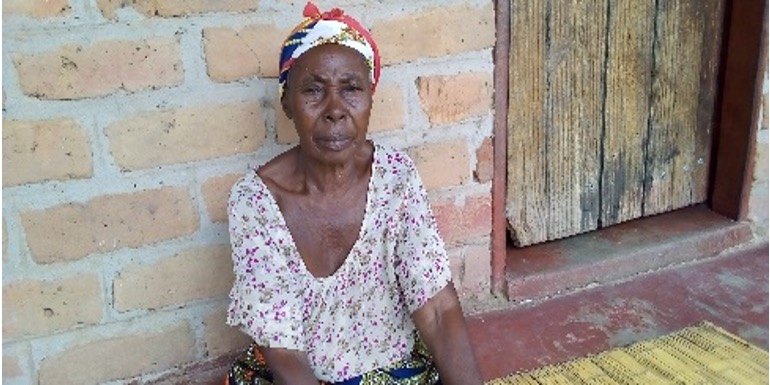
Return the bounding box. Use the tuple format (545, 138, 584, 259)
(280, 192, 367, 278)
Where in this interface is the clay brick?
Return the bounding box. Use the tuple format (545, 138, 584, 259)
(98, 0, 259, 19)
(431, 193, 492, 246)
(2, 220, 6, 264)
(154, 0, 258, 15)
(203, 308, 252, 357)
(204, 25, 284, 82)
(753, 139, 768, 183)
(13, 38, 182, 100)
(474, 137, 493, 183)
(371, 3, 494, 65)
(21, 187, 198, 263)
(275, 97, 298, 145)
(408, 141, 470, 191)
(3, 274, 102, 340)
(369, 83, 405, 133)
(762, 75, 768, 130)
(114, 245, 233, 311)
(446, 247, 463, 285)
(3, 0, 70, 18)
(2, 119, 92, 187)
(38, 322, 195, 385)
(460, 243, 491, 295)
(2, 352, 24, 380)
(417, 72, 493, 125)
(106, 102, 265, 170)
(203, 174, 242, 223)
(748, 185, 768, 226)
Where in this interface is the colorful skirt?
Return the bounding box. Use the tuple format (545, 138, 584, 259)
(226, 340, 441, 385)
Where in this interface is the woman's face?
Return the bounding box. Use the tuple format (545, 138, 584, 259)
(282, 44, 373, 166)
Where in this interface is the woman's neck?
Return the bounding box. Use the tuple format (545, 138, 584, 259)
(300, 159, 357, 194)
(294, 145, 371, 196)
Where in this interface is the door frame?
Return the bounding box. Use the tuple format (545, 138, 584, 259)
(491, 0, 768, 296)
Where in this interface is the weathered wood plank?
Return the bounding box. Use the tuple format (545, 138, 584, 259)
(506, 0, 548, 247)
(600, 1, 655, 226)
(693, 0, 726, 202)
(545, 0, 607, 240)
(644, 0, 708, 215)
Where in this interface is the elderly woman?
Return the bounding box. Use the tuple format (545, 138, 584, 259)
(225, 3, 483, 385)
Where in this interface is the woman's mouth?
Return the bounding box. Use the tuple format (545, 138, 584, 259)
(315, 136, 354, 151)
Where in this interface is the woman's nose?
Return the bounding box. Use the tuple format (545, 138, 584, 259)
(323, 91, 347, 122)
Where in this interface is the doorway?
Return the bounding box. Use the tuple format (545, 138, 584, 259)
(491, 0, 767, 294)
(505, 0, 723, 247)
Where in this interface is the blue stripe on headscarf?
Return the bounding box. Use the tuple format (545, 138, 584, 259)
(278, 19, 319, 90)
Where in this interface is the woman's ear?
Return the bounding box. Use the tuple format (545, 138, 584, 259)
(280, 94, 293, 120)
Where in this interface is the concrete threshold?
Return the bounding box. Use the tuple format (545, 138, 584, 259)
(471, 242, 768, 380)
(505, 204, 754, 303)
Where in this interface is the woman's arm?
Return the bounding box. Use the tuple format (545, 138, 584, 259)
(228, 180, 318, 384)
(258, 346, 320, 385)
(412, 283, 483, 385)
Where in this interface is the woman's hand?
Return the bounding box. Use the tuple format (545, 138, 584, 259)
(258, 346, 320, 385)
(412, 283, 484, 385)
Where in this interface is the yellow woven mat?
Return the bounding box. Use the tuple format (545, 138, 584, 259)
(487, 321, 768, 385)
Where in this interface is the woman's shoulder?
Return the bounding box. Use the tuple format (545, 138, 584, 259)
(229, 152, 293, 205)
(229, 168, 268, 204)
(231, 149, 296, 197)
(372, 141, 417, 174)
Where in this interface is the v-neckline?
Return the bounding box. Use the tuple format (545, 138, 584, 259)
(255, 144, 378, 282)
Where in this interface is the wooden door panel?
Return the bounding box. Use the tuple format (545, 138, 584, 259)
(600, 1, 655, 226)
(644, 0, 710, 215)
(546, 0, 607, 240)
(507, 0, 608, 246)
(506, 0, 548, 246)
(506, 0, 724, 247)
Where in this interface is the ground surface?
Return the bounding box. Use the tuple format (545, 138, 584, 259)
(152, 242, 768, 384)
(468, 242, 769, 381)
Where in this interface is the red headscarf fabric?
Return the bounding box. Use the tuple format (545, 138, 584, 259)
(279, 2, 380, 97)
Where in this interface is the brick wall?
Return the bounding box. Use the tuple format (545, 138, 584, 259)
(748, 69, 769, 239)
(2, 0, 495, 383)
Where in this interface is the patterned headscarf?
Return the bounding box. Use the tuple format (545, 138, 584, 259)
(279, 2, 380, 97)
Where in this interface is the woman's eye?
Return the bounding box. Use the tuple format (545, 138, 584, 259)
(344, 85, 363, 92)
(302, 86, 322, 95)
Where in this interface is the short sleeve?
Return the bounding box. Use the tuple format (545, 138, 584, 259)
(226, 178, 304, 350)
(393, 154, 453, 314)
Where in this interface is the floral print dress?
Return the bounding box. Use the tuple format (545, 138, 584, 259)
(226, 142, 452, 384)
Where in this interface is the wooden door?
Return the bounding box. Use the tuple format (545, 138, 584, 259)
(506, 0, 725, 247)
